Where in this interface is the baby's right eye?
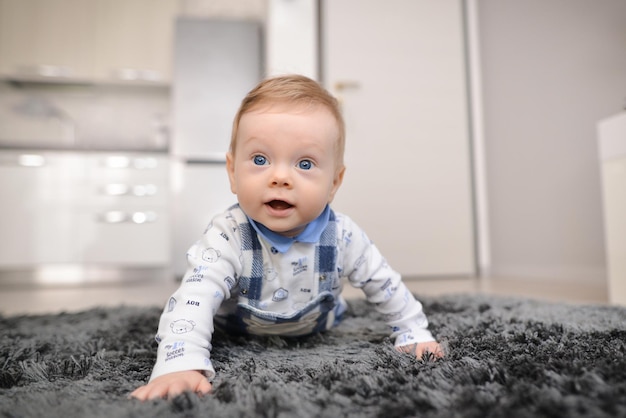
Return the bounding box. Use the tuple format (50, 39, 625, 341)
(253, 155, 268, 165)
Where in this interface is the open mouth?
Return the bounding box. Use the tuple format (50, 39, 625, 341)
(266, 200, 294, 210)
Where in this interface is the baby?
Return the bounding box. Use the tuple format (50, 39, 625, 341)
(131, 74, 443, 401)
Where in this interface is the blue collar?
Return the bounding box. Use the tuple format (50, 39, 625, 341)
(248, 205, 331, 253)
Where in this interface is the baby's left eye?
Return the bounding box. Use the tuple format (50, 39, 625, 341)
(253, 155, 268, 165)
(298, 160, 313, 170)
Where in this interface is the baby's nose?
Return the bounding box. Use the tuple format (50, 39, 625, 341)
(270, 166, 292, 187)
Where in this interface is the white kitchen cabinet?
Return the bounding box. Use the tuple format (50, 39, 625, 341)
(0, 0, 176, 84)
(85, 153, 169, 206)
(0, 152, 84, 266)
(601, 157, 626, 306)
(93, 0, 177, 84)
(598, 112, 626, 306)
(78, 207, 170, 265)
(0, 150, 170, 270)
(79, 153, 170, 264)
(170, 161, 235, 277)
(0, 0, 97, 81)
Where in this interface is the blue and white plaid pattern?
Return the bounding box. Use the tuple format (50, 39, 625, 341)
(315, 210, 338, 293)
(222, 207, 340, 335)
(237, 220, 264, 307)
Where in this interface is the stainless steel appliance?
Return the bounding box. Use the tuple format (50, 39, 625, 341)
(170, 18, 262, 277)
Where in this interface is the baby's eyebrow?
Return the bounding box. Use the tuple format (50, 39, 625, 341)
(239, 135, 263, 145)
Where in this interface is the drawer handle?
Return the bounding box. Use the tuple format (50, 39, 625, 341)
(98, 211, 158, 224)
(104, 156, 159, 169)
(113, 68, 163, 82)
(132, 184, 158, 196)
(103, 184, 129, 196)
(103, 184, 158, 196)
(18, 64, 74, 78)
(18, 154, 46, 167)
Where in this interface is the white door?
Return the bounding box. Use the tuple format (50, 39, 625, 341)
(323, 0, 475, 277)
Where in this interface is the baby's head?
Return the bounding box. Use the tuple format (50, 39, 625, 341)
(226, 74, 346, 237)
(229, 74, 345, 174)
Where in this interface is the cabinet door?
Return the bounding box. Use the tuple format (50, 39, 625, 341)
(170, 162, 235, 277)
(601, 157, 626, 305)
(85, 153, 169, 207)
(0, 0, 96, 80)
(78, 153, 170, 265)
(77, 206, 170, 265)
(93, 0, 177, 84)
(323, 0, 475, 277)
(0, 152, 83, 266)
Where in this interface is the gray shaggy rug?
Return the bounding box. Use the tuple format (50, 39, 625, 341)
(1, 294, 625, 418)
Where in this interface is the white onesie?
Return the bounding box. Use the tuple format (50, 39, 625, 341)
(149, 204, 435, 381)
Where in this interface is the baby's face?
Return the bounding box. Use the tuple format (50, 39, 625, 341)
(227, 104, 344, 237)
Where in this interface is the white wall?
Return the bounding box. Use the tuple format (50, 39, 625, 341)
(476, 0, 626, 282)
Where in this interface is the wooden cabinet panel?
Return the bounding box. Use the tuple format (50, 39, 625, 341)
(0, 0, 97, 80)
(94, 0, 177, 83)
(0, 0, 176, 84)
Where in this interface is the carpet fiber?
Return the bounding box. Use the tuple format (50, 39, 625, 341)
(1, 294, 626, 417)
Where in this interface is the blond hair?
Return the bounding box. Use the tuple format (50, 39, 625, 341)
(229, 74, 345, 171)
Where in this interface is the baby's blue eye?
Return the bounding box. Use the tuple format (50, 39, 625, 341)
(298, 160, 313, 170)
(253, 155, 267, 165)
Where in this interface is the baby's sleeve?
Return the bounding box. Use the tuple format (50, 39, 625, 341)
(149, 211, 242, 382)
(339, 214, 436, 347)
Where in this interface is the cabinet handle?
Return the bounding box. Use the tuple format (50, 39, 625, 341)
(103, 184, 129, 196)
(98, 211, 158, 224)
(113, 68, 163, 82)
(104, 156, 159, 169)
(102, 184, 158, 196)
(18, 154, 46, 167)
(132, 184, 158, 196)
(18, 65, 75, 79)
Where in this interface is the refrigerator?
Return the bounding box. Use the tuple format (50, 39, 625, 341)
(171, 18, 262, 277)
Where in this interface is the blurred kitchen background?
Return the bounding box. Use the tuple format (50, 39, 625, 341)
(1, 0, 625, 314)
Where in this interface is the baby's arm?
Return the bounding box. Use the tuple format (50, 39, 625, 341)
(131, 209, 242, 400)
(339, 215, 443, 359)
(130, 370, 211, 401)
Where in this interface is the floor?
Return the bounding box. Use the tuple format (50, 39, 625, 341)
(0, 275, 610, 316)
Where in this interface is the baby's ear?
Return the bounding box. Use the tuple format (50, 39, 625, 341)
(329, 166, 346, 202)
(226, 152, 237, 194)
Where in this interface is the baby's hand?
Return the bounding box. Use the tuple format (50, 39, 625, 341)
(130, 370, 212, 401)
(397, 341, 444, 360)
